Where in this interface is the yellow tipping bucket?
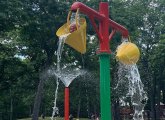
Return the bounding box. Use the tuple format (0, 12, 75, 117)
(56, 10, 87, 54)
(116, 42, 140, 65)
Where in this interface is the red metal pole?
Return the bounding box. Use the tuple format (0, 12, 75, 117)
(65, 87, 69, 120)
(71, 2, 104, 21)
(99, 2, 110, 53)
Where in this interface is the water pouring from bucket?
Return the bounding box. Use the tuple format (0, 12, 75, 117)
(56, 9, 87, 54)
(116, 63, 148, 120)
(55, 9, 87, 120)
(115, 38, 147, 120)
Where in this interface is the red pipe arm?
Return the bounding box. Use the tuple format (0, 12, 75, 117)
(71, 2, 104, 21)
(89, 16, 103, 42)
(109, 30, 116, 41)
(108, 19, 129, 37)
(71, 2, 129, 38)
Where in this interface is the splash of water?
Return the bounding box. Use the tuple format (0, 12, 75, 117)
(55, 67, 86, 87)
(51, 34, 68, 120)
(51, 12, 85, 119)
(51, 12, 83, 118)
(116, 63, 148, 120)
(54, 12, 85, 88)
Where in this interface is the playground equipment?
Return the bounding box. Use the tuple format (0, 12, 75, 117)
(56, 10, 87, 54)
(54, 68, 83, 120)
(116, 42, 140, 65)
(56, 2, 140, 120)
(56, 9, 87, 120)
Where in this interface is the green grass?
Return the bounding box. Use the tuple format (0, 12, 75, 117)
(18, 117, 89, 120)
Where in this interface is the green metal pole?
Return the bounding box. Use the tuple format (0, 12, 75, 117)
(98, 2, 111, 120)
(99, 53, 112, 120)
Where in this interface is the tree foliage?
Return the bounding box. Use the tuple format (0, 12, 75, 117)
(0, 0, 165, 119)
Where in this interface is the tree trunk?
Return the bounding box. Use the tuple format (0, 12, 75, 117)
(156, 82, 161, 120)
(77, 85, 81, 118)
(156, 67, 164, 120)
(10, 89, 13, 120)
(143, 56, 156, 120)
(31, 39, 56, 119)
(150, 76, 156, 120)
(30, 106, 32, 117)
(113, 99, 121, 120)
(32, 75, 44, 120)
(77, 99, 81, 118)
(163, 87, 165, 104)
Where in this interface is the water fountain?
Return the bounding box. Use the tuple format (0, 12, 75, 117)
(55, 2, 147, 120)
(115, 39, 148, 120)
(51, 11, 87, 120)
(116, 61, 148, 120)
(51, 35, 67, 120)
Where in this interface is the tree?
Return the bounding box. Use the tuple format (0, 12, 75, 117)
(17, 1, 71, 119)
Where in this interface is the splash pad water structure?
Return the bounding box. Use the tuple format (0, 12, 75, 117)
(56, 2, 141, 120)
(50, 35, 86, 120)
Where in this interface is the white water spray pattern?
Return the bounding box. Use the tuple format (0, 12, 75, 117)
(51, 12, 87, 119)
(116, 63, 148, 120)
(55, 67, 86, 87)
(51, 33, 86, 119)
(51, 34, 68, 120)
